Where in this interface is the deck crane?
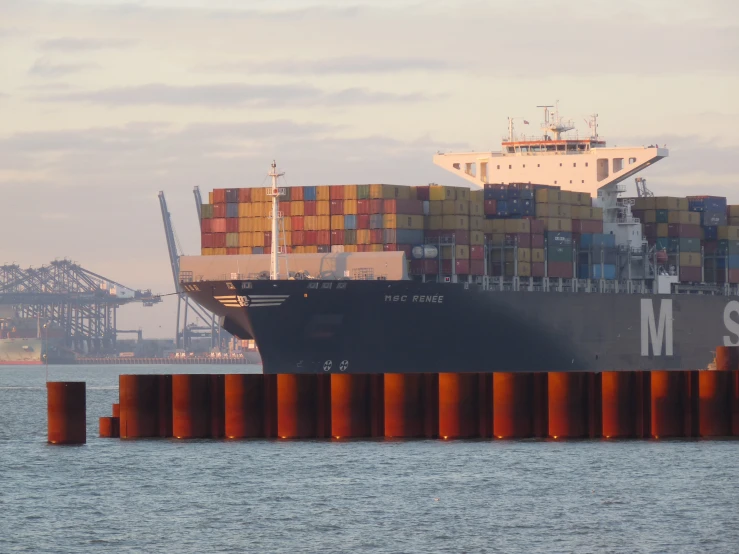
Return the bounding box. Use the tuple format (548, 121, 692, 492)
(158, 191, 220, 349)
(193, 186, 203, 229)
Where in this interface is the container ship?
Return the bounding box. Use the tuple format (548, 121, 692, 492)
(0, 309, 70, 365)
(181, 105, 739, 374)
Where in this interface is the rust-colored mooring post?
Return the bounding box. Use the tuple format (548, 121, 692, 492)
(715, 346, 739, 372)
(650, 371, 687, 438)
(47, 382, 86, 445)
(699, 370, 731, 437)
(99, 416, 120, 438)
(225, 374, 265, 439)
(438, 373, 479, 439)
(276, 374, 320, 439)
(602, 371, 637, 439)
(548, 372, 589, 439)
(493, 372, 534, 439)
(331, 374, 373, 438)
(111, 403, 120, 418)
(384, 373, 425, 438)
(172, 374, 212, 439)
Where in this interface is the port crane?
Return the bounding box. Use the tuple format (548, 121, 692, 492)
(158, 191, 220, 349)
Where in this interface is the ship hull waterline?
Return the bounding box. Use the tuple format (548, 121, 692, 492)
(183, 280, 739, 375)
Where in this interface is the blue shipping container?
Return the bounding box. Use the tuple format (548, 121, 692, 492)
(226, 203, 239, 218)
(704, 226, 718, 240)
(369, 214, 384, 229)
(496, 200, 509, 216)
(689, 196, 727, 212)
(303, 186, 317, 201)
(344, 215, 357, 230)
(547, 231, 573, 247)
(701, 211, 727, 227)
(592, 264, 617, 280)
(252, 247, 264, 254)
(580, 234, 594, 247)
(578, 265, 590, 279)
(385, 229, 424, 244)
(592, 233, 617, 248)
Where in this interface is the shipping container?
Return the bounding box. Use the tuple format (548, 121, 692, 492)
(383, 199, 424, 215)
(357, 215, 370, 229)
(344, 214, 357, 229)
(679, 252, 702, 267)
(532, 262, 545, 277)
(505, 233, 531, 248)
(668, 224, 701, 238)
(546, 231, 573, 247)
(344, 199, 358, 215)
(548, 261, 574, 278)
(201, 204, 214, 219)
(330, 200, 344, 215)
(383, 229, 424, 244)
(441, 215, 470, 230)
(541, 218, 572, 232)
(531, 234, 545, 248)
(679, 266, 702, 282)
(667, 211, 700, 225)
(654, 197, 683, 211)
(548, 246, 573, 262)
(701, 211, 727, 227)
(688, 196, 727, 213)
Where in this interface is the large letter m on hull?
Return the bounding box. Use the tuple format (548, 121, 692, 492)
(641, 299, 674, 356)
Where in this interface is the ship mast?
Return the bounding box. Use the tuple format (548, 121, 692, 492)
(267, 161, 285, 280)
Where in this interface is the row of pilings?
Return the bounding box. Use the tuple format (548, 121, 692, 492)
(83, 369, 739, 442)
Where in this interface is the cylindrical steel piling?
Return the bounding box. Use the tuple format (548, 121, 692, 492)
(277, 374, 319, 438)
(331, 374, 372, 438)
(224, 374, 264, 438)
(99, 416, 120, 438)
(493, 373, 534, 438)
(111, 403, 120, 418)
(650, 371, 687, 438)
(47, 382, 86, 445)
(602, 372, 637, 439)
(119, 374, 161, 439)
(157, 374, 173, 438)
(699, 370, 731, 437)
(548, 372, 588, 439)
(438, 373, 479, 439)
(208, 374, 225, 439)
(384, 373, 424, 438)
(172, 374, 211, 439)
(715, 346, 739, 372)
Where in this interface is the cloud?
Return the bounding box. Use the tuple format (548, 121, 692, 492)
(28, 57, 98, 78)
(201, 56, 457, 75)
(34, 82, 437, 107)
(38, 37, 136, 51)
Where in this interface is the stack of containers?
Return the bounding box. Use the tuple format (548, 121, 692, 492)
(692, 197, 738, 284)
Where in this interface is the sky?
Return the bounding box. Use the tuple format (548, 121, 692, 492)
(1, 0, 738, 338)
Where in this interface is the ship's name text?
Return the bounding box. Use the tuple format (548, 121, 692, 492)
(385, 294, 444, 304)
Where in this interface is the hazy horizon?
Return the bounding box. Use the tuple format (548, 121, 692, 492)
(2, 0, 738, 339)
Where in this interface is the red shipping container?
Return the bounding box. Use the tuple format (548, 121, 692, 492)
(213, 203, 226, 218)
(201, 219, 212, 233)
(226, 218, 239, 233)
(329, 185, 344, 200)
(330, 200, 344, 215)
(213, 189, 226, 204)
(290, 186, 304, 201)
(470, 260, 484, 275)
(470, 246, 484, 260)
(292, 216, 304, 231)
(292, 231, 305, 245)
(214, 233, 227, 248)
(415, 186, 430, 201)
(548, 261, 573, 278)
(279, 202, 291, 217)
(370, 229, 383, 243)
(357, 245, 370, 252)
(304, 231, 317, 245)
(731, 269, 739, 284)
(384, 244, 412, 257)
(643, 223, 658, 238)
(264, 247, 270, 255)
(588, 220, 604, 233)
(357, 214, 370, 229)
(425, 230, 441, 240)
(530, 219, 545, 235)
(571, 220, 584, 234)
(304, 201, 317, 216)
(264, 231, 272, 245)
(484, 199, 497, 215)
(532, 262, 545, 277)
(357, 200, 370, 215)
(227, 248, 239, 255)
(441, 259, 470, 275)
(370, 199, 384, 214)
(445, 230, 470, 244)
(531, 234, 544, 248)
(410, 259, 438, 275)
(201, 233, 213, 248)
(317, 230, 331, 245)
(679, 267, 702, 282)
(383, 199, 423, 215)
(211, 218, 227, 233)
(331, 230, 345, 245)
(704, 241, 718, 254)
(238, 188, 251, 202)
(505, 233, 531, 248)
(668, 224, 701, 238)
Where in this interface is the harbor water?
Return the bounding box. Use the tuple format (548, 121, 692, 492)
(2, 365, 739, 553)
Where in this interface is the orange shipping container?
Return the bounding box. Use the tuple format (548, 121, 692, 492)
(304, 245, 319, 254)
(317, 215, 331, 230)
(316, 201, 330, 216)
(344, 245, 358, 252)
(239, 232, 251, 247)
(356, 229, 371, 244)
(213, 248, 227, 255)
(344, 199, 358, 215)
(343, 184, 358, 200)
(251, 187, 267, 203)
(331, 215, 345, 230)
(201, 247, 214, 256)
(304, 216, 317, 231)
(252, 232, 265, 247)
(291, 201, 304, 216)
(238, 247, 252, 255)
(208, 191, 214, 204)
(316, 186, 330, 201)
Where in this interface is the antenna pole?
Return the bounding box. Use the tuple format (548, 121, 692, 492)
(267, 161, 285, 280)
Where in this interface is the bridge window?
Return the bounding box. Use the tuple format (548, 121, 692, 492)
(508, 165, 511, 169)
(537, 164, 540, 167)
(585, 162, 588, 167)
(573, 163, 576, 167)
(613, 158, 624, 172)
(559, 163, 562, 167)
(497, 165, 500, 170)
(453, 163, 460, 169)
(597, 158, 609, 181)
(629, 157, 636, 164)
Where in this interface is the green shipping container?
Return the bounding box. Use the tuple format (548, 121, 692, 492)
(656, 209, 669, 224)
(548, 246, 573, 263)
(357, 185, 370, 200)
(669, 237, 701, 253)
(201, 204, 214, 219)
(718, 240, 739, 254)
(226, 233, 239, 248)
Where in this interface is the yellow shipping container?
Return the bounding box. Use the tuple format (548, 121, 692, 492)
(213, 248, 227, 255)
(304, 216, 317, 230)
(238, 203, 250, 218)
(572, 192, 592, 207)
(251, 187, 267, 203)
(331, 215, 345, 230)
(470, 190, 484, 202)
(504, 219, 531, 233)
(282, 217, 292, 231)
(251, 232, 264, 247)
(532, 248, 545, 263)
(677, 198, 688, 211)
(518, 248, 531, 262)
(429, 201, 443, 215)
(368, 244, 383, 252)
(238, 247, 252, 255)
(238, 218, 250, 232)
(469, 217, 484, 231)
(201, 247, 214, 256)
(316, 201, 330, 215)
(541, 218, 573, 232)
(369, 184, 411, 200)
(655, 197, 682, 211)
(208, 192, 214, 204)
(728, 206, 739, 217)
(316, 186, 330, 201)
(317, 215, 331, 230)
(344, 199, 358, 215)
(680, 252, 702, 267)
(513, 262, 532, 277)
(643, 210, 657, 223)
(656, 223, 669, 237)
(535, 189, 564, 203)
(442, 215, 470, 230)
(344, 245, 358, 253)
(282, 231, 292, 246)
(383, 214, 424, 230)
(238, 232, 251, 247)
(291, 201, 304, 216)
(470, 231, 485, 245)
(440, 245, 469, 260)
(536, 203, 571, 218)
(293, 246, 305, 254)
(429, 185, 454, 201)
(343, 184, 358, 200)
(730, 217, 739, 226)
(590, 207, 604, 220)
(483, 219, 496, 233)
(559, 191, 574, 205)
(668, 211, 700, 225)
(442, 200, 470, 215)
(428, 215, 444, 230)
(489, 234, 505, 246)
(456, 188, 469, 202)
(356, 229, 371, 244)
(718, 226, 739, 240)
(304, 246, 318, 254)
(491, 219, 506, 233)
(470, 202, 484, 217)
